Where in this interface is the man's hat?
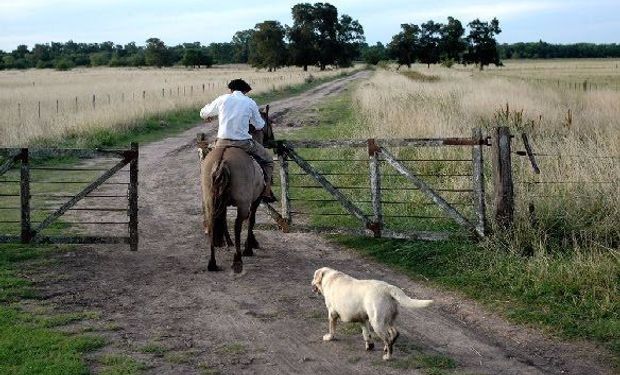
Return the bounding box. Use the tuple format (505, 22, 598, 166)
(228, 79, 252, 92)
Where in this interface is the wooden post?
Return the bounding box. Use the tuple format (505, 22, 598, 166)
(107, 94, 111, 105)
(278, 153, 291, 224)
(92, 94, 96, 110)
(162, 88, 165, 97)
(471, 128, 487, 237)
(17, 103, 21, 118)
(56, 99, 59, 114)
(491, 126, 514, 229)
(38, 101, 41, 118)
(142, 90, 146, 99)
(20, 148, 31, 243)
(128, 143, 139, 251)
(75, 96, 78, 112)
(202, 83, 205, 92)
(368, 139, 382, 237)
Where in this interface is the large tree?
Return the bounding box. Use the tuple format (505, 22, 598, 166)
(388, 24, 420, 69)
(418, 20, 442, 68)
(464, 18, 502, 70)
(286, 2, 364, 70)
(336, 14, 365, 67)
(232, 29, 255, 63)
(249, 21, 287, 71)
(440, 17, 466, 62)
(144, 38, 170, 67)
(287, 3, 318, 71)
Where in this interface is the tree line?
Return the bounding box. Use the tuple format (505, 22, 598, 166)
(0, 2, 364, 72)
(498, 41, 620, 59)
(2, 1, 616, 73)
(360, 17, 502, 70)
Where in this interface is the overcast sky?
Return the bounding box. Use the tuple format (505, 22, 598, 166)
(0, 0, 618, 51)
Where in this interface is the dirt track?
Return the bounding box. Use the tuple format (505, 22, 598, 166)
(34, 71, 612, 374)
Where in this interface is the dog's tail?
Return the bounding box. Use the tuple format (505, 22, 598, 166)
(387, 285, 433, 309)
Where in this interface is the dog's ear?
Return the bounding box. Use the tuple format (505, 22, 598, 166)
(312, 268, 324, 286)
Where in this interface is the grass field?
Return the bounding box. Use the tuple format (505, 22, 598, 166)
(0, 65, 356, 147)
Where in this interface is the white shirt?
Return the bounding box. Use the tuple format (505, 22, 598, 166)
(199, 91, 265, 140)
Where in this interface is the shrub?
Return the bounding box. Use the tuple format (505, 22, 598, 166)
(54, 58, 74, 71)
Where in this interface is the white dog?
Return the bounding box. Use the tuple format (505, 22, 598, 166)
(311, 267, 433, 360)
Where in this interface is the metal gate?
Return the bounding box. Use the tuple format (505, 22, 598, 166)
(0, 144, 139, 250)
(259, 130, 488, 240)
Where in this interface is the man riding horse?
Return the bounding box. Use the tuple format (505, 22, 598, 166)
(199, 79, 276, 203)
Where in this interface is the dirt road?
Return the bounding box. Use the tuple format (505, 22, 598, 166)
(35, 71, 612, 374)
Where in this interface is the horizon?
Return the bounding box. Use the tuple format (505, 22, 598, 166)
(1, 0, 619, 51)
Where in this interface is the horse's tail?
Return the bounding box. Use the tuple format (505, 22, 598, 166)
(204, 148, 230, 247)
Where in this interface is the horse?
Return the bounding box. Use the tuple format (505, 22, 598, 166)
(200, 105, 274, 273)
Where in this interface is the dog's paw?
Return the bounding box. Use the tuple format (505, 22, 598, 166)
(322, 334, 334, 341)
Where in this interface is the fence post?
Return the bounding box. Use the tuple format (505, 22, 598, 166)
(20, 148, 31, 243)
(278, 152, 291, 224)
(128, 143, 139, 251)
(368, 139, 382, 237)
(471, 128, 487, 237)
(491, 126, 514, 229)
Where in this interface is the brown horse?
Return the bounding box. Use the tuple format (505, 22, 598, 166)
(200, 106, 274, 273)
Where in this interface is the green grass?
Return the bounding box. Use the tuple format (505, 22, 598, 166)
(0, 244, 107, 374)
(98, 354, 147, 375)
(138, 342, 167, 357)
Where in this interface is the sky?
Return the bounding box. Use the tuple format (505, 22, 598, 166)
(0, 0, 619, 51)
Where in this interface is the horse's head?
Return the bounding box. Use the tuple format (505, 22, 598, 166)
(250, 105, 275, 147)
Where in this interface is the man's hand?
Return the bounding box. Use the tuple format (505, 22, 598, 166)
(204, 116, 215, 123)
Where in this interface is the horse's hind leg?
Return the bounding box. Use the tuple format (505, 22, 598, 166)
(223, 220, 234, 247)
(243, 199, 261, 256)
(207, 234, 220, 272)
(232, 207, 249, 273)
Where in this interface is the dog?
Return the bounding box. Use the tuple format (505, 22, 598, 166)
(311, 267, 433, 360)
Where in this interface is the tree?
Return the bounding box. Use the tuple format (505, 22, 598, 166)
(181, 48, 202, 68)
(440, 17, 466, 63)
(207, 42, 235, 64)
(145, 38, 170, 67)
(313, 2, 340, 70)
(336, 14, 365, 67)
(464, 18, 501, 70)
(362, 42, 387, 65)
(388, 24, 420, 69)
(418, 20, 442, 68)
(286, 2, 364, 70)
(249, 21, 287, 71)
(232, 29, 255, 63)
(287, 3, 318, 71)
(89, 51, 111, 66)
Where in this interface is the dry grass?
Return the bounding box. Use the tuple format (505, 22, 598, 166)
(0, 65, 354, 146)
(353, 61, 619, 252)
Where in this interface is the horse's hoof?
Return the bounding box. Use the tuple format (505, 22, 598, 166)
(207, 261, 221, 272)
(242, 248, 254, 257)
(232, 262, 243, 274)
(366, 342, 374, 351)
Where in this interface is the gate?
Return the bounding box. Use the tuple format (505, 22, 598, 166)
(0, 144, 139, 250)
(258, 129, 488, 240)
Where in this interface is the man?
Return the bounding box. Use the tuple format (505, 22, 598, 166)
(199, 78, 276, 203)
